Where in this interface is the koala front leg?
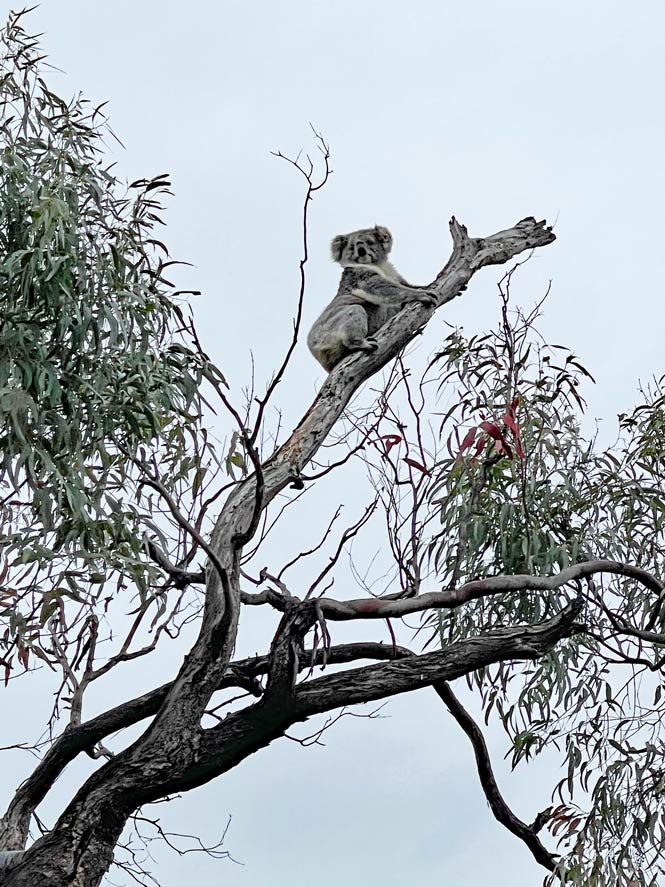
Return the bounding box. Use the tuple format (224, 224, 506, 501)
(352, 285, 437, 311)
(402, 289, 437, 308)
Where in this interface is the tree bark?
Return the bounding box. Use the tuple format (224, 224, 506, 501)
(2, 605, 580, 886)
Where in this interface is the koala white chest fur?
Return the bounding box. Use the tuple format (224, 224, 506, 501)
(307, 226, 435, 372)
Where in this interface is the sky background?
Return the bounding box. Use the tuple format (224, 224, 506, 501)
(1, 1, 665, 885)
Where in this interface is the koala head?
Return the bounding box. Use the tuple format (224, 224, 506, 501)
(330, 226, 393, 267)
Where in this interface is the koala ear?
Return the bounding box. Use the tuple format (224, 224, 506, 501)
(374, 226, 393, 253)
(330, 234, 347, 263)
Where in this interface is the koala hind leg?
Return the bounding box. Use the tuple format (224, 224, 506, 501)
(340, 306, 377, 355)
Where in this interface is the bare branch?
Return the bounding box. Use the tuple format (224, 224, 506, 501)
(433, 680, 557, 872)
(306, 559, 663, 621)
(306, 498, 378, 598)
(250, 130, 331, 446)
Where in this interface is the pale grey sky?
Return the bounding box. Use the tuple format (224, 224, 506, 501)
(2, 1, 664, 885)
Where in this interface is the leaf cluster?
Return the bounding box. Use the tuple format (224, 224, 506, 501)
(0, 12, 220, 682)
(421, 287, 665, 886)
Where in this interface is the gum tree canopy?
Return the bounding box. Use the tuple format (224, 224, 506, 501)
(2, 10, 665, 887)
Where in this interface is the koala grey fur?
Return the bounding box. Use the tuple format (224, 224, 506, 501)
(307, 226, 435, 372)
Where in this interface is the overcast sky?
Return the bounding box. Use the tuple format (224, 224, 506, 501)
(2, 1, 665, 885)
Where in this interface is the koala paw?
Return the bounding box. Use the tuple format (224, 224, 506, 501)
(417, 291, 437, 308)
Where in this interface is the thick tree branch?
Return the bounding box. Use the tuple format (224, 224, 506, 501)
(146, 601, 584, 800)
(433, 681, 557, 872)
(0, 642, 412, 849)
(3, 604, 579, 885)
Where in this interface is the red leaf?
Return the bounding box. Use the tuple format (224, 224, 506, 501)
(502, 411, 518, 434)
(502, 403, 525, 460)
(403, 457, 431, 476)
(474, 436, 487, 456)
(17, 645, 29, 670)
(458, 427, 477, 456)
(479, 421, 502, 440)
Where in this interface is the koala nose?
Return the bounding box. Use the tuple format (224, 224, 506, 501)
(357, 246, 366, 257)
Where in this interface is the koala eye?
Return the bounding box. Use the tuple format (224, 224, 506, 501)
(366, 238, 375, 246)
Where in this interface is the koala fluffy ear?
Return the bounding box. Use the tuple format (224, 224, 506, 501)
(374, 226, 393, 253)
(330, 234, 347, 262)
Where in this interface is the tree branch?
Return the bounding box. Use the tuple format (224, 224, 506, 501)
(250, 129, 331, 446)
(433, 680, 557, 871)
(0, 643, 412, 849)
(151, 601, 584, 800)
(234, 559, 663, 622)
(305, 559, 663, 620)
(3, 605, 579, 884)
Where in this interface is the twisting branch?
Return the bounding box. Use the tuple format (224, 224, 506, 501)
(233, 559, 663, 621)
(292, 559, 664, 621)
(0, 641, 412, 849)
(142, 535, 205, 587)
(433, 680, 557, 872)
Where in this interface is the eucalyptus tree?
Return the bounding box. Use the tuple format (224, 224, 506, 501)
(1, 9, 665, 887)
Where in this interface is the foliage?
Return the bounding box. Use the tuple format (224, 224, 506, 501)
(0, 10, 221, 688)
(359, 268, 665, 886)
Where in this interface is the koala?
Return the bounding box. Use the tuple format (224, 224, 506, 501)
(307, 226, 436, 372)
